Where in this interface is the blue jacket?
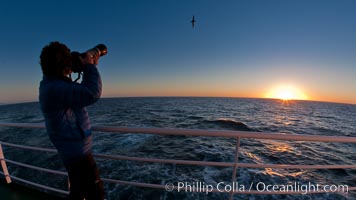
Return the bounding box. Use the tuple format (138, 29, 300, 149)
(39, 64, 102, 164)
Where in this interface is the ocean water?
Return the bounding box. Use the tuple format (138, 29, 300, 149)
(0, 97, 355, 200)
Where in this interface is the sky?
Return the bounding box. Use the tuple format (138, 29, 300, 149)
(0, 0, 355, 104)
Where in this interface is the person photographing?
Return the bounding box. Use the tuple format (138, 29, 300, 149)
(39, 41, 107, 200)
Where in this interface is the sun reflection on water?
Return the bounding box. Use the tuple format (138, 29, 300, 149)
(263, 168, 306, 178)
(266, 141, 295, 154)
(256, 141, 305, 177)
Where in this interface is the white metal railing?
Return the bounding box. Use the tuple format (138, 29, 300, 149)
(0, 122, 355, 199)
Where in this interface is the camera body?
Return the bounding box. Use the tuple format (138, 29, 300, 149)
(70, 44, 107, 73)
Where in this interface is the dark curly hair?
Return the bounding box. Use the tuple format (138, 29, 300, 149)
(40, 41, 72, 77)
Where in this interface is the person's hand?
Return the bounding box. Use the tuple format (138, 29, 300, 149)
(79, 52, 100, 65)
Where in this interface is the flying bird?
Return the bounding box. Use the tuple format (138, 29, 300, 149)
(191, 15, 196, 28)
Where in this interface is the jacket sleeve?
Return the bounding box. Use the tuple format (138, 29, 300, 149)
(55, 64, 102, 108)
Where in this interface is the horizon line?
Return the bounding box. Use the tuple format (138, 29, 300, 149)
(1, 96, 355, 106)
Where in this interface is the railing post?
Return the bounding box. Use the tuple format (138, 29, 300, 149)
(0, 144, 12, 183)
(229, 137, 241, 200)
(68, 177, 71, 192)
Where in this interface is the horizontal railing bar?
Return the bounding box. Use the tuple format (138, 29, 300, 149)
(0, 123, 45, 129)
(101, 177, 356, 194)
(0, 170, 10, 178)
(0, 172, 69, 195)
(4, 159, 67, 176)
(2, 170, 355, 195)
(1, 141, 355, 169)
(93, 155, 356, 169)
(0, 141, 57, 153)
(1, 122, 355, 143)
(75, 127, 356, 143)
(93, 153, 234, 167)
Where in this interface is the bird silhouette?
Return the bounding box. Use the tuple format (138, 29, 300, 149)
(191, 15, 196, 28)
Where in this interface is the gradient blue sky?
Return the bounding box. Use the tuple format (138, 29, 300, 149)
(0, 0, 355, 104)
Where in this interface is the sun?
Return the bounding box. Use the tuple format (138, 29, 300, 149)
(277, 90, 294, 100)
(265, 85, 308, 101)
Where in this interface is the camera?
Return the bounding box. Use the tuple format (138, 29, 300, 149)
(70, 44, 108, 73)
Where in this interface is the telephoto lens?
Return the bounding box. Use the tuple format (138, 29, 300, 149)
(85, 44, 108, 58)
(70, 44, 108, 73)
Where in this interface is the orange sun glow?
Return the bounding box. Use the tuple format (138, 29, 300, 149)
(265, 85, 308, 101)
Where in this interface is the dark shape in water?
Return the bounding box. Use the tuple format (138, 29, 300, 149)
(206, 118, 252, 131)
